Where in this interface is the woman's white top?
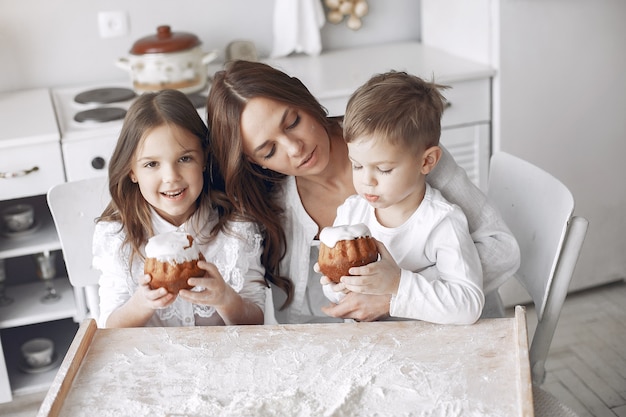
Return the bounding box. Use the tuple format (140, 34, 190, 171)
(274, 145, 519, 324)
(93, 204, 266, 328)
(327, 185, 485, 325)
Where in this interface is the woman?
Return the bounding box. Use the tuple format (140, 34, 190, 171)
(207, 60, 519, 324)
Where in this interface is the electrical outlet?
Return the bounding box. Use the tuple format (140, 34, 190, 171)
(98, 11, 129, 39)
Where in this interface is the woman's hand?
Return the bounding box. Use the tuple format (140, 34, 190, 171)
(322, 292, 391, 322)
(340, 240, 401, 296)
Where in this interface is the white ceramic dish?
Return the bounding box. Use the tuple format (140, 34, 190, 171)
(19, 353, 60, 374)
(1, 219, 40, 239)
(1, 203, 35, 232)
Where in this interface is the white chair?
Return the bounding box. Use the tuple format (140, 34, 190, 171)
(47, 177, 110, 322)
(488, 152, 588, 416)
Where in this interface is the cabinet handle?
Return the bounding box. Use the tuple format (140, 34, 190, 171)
(0, 166, 39, 179)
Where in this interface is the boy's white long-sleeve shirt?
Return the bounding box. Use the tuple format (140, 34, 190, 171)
(327, 185, 485, 325)
(273, 145, 519, 324)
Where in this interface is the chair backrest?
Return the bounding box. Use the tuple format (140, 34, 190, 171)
(47, 176, 110, 320)
(487, 152, 588, 385)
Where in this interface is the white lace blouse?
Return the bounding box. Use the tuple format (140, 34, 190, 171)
(93, 204, 266, 328)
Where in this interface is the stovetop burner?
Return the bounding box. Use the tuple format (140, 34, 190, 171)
(74, 107, 127, 123)
(74, 87, 136, 105)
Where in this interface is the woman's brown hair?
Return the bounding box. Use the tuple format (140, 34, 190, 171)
(98, 89, 233, 267)
(207, 60, 341, 308)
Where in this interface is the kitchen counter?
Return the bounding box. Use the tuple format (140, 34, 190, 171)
(0, 88, 65, 200)
(265, 40, 495, 105)
(0, 89, 59, 148)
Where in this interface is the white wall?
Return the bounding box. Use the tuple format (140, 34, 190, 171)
(422, 0, 626, 301)
(497, 0, 626, 295)
(0, 0, 420, 92)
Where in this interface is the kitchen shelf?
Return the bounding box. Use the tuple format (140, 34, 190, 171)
(0, 206, 61, 259)
(0, 278, 77, 329)
(1, 319, 78, 397)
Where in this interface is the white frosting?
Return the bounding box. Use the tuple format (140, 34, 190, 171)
(144, 231, 200, 264)
(319, 223, 371, 248)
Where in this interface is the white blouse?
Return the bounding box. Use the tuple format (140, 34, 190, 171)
(93, 205, 266, 328)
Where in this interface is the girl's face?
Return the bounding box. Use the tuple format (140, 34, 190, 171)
(130, 124, 205, 227)
(348, 136, 427, 214)
(240, 97, 330, 176)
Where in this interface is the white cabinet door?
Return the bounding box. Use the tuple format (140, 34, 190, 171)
(0, 342, 11, 403)
(440, 123, 490, 191)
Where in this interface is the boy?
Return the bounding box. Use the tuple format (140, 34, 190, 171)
(321, 71, 484, 324)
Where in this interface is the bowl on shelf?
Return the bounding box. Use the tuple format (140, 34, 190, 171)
(21, 337, 55, 368)
(1, 203, 35, 233)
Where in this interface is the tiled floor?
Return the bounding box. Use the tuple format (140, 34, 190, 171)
(523, 280, 626, 417)
(2, 280, 625, 416)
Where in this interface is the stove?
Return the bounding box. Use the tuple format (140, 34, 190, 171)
(51, 83, 207, 182)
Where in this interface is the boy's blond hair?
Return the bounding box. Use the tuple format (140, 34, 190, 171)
(344, 71, 448, 154)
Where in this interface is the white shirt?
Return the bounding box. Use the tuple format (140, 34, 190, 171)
(272, 145, 520, 324)
(328, 185, 485, 325)
(93, 204, 266, 328)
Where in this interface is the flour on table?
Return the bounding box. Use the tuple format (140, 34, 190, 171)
(59, 322, 518, 417)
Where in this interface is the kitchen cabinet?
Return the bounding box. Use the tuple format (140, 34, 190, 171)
(0, 89, 82, 403)
(265, 42, 495, 190)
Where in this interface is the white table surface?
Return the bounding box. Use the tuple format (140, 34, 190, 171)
(39, 307, 533, 417)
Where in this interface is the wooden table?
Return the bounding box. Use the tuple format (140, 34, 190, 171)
(37, 306, 533, 417)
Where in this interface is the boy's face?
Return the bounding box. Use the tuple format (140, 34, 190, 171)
(348, 135, 429, 213)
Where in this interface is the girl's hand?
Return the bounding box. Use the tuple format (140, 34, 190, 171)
(178, 260, 234, 307)
(340, 240, 401, 296)
(178, 260, 263, 325)
(134, 273, 176, 309)
(104, 274, 176, 328)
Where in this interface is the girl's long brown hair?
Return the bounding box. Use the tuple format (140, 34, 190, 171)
(207, 60, 341, 308)
(98, 89, 233, 267)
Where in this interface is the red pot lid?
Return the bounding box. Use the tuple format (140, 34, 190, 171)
(130, 25, 201, 54)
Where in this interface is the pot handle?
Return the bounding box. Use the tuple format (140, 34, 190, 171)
(201, 50, 219, 65)
(116, 57, 131, 72)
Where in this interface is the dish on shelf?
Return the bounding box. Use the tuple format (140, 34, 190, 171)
(1, 219, 40, 239)
(18, 352, 60, 374)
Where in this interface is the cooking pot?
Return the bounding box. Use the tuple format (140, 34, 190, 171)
(116, 25, 218, 94)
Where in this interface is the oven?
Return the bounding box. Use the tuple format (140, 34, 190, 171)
(51, 84, 207, 182)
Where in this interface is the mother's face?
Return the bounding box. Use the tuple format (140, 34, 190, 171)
(240, 97, 331, 177)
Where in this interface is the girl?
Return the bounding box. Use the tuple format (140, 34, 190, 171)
(93, 89, 266, 328)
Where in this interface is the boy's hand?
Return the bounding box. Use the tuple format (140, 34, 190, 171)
(340, 240, 401, 296)
(316, 262, 349, 293)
